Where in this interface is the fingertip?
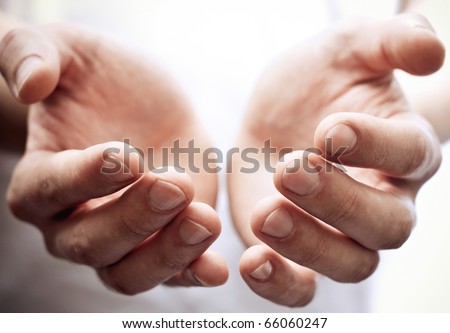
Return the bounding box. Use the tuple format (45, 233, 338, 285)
(273, 150, 323, 198)
(273, 151, 303, 192)
(314, 113, 359, 161)
(392, 13, 445, 75)
(189, 251, 229, 287)
(98, 141, 143, 184)
(0, 28, 60, 103)
(407, 29, 445, 76)
(16, 56, 59, 103)
(314, 113, 441, 179)
(346, 13, 445, 75)
(152, 166, 196, 205)
(240, 246, 317, 307)
(250, 196, 284, 238)
(239, 245, 274, 280)
(180, 202, 222, 238)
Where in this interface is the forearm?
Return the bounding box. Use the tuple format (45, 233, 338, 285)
(399, 0, 450, 142)
(0, 12, 28, 153)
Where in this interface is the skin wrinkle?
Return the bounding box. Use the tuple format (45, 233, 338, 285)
(0, 21, 227, 294)
(299, 228, 330, 269)
(0, 8, 446, 307)
(230, 11, 446, 306)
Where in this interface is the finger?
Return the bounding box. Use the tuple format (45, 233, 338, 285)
(251, 197, 379, 282)
(0, 27, 60, 103)
(45, 167, 194, 267)
(97, 202, 221, 295)
(240, 245, 316, 307)
(314, 112, 442, 180)
(165, 251, 229, 287)
(344, 13, 445, 75)
(7, 141, 143, 222)
(274, 151, 415, 250)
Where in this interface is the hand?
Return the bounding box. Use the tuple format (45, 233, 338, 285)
(1, 23, 228, 294)
(228, 14, 444, 306)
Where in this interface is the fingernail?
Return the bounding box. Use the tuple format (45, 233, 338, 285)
(326, 123, 357, 156)
(282, 155, 320, 196)
(193, 273, 213, 287)
(102, 153, 135, 183)
(179, 219, 212, 245)
(14, 56, 43, 96)
(149, 180, 186, 211)
(261, 207, 293, 238)
(250, 260, 273, 281)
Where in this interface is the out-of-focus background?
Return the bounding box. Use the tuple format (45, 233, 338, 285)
(0, 0, 449, 312)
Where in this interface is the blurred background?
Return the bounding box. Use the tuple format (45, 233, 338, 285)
(0, 0, 449, 312)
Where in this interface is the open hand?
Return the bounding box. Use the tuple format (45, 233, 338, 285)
(229, 14, 444, 306)
(1, 23, 228, 294)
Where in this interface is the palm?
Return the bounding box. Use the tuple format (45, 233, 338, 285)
(230, 14, 444, 308)
(2, 25, 227, 292)
(245, 39, 410, 190)
(26, 28, 215, 204)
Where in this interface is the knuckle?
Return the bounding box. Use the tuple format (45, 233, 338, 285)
(66, 230, 104, 267)
(6, 185, 26, 220)
(365, 200, 415, 250)
(108, 280, 138, 296)
(274, 284, 297, 307)
(419, 134, 442, 181)
(299, 233, 328, 267)
(39, 172, 67, 210)
(429, 146, 443, 176)
(290, 294, 314, 308)
(113, 284, 138, 296)
(402, 132, 427, 176)
(396, 122, 443, 180)
(351, 252, 380, 282)
(324, 187, 360, 230)
(325, 19, 365, 67)
(372, 144, 390, 170)
(276, 273, 316, 308)
(155, 253, 185, 272)
(289, 284, 316, 308)
(371, 202, 415, 250)
(118, 212, 152, 242)
(98, 269, 139, 296)
(382, 210, 414, 250)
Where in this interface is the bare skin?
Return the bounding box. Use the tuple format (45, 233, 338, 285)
(0, 24, 228, 294)
(0, 8, 447, 307)
(229, 14, 445, 307)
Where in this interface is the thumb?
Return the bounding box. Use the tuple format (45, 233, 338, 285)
(348, 13, 445, 76)
(0, 27, 60, 104)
